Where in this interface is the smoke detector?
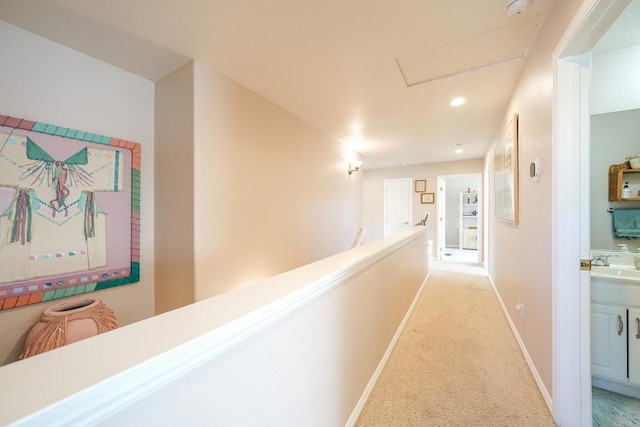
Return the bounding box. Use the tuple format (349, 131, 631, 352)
(504, 0, 531, 16)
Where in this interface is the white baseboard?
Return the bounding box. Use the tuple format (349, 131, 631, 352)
(487, 275, 553, 411)
(592, 376, 640, 399)
(346, 273, 430, 426)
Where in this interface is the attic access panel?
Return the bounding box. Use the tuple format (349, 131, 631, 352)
(0, 115, 141, 310)
(396, 15, 540, 86)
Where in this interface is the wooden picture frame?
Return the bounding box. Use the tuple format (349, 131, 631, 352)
(494, 113, 519, 224)
(421, 193, 434, 204)
(414, 179, 426, 193)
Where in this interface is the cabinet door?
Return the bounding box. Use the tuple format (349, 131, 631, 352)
(629, 308, 640, 386)
(462, 229, 477, 249)
(591, 303, 627, 382)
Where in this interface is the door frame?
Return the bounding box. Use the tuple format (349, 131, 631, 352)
(436, 173, 482, 262)
(552, 0, 631, 424)
(436, 177, 446, 260)
(383, 178, 413, 238)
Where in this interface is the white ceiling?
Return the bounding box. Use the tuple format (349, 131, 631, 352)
(0, 0, 557, 169)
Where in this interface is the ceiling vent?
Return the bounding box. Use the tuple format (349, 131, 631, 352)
(504, 0, 531, 16)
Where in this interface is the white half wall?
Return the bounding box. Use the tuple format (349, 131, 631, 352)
(0, 228, 428, 426)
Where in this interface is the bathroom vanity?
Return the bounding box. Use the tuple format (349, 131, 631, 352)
(591, 250, 640, 397)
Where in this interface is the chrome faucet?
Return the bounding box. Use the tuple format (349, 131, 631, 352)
(591, 254, 618, 267)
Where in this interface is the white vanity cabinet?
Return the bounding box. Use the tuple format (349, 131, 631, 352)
(591, 303, 628, 383)
(629, 308, 640, 386)
(591, 274, 640, 395)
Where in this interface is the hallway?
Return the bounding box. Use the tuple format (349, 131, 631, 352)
(355, 259, 555, 426)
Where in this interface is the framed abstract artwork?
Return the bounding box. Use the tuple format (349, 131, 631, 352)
(0, 115, 141, 310)
(415, 179, 426, 193)
(494, 113, 519, 224)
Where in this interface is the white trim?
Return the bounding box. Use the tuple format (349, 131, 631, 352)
(10, 229, 427, 426)
(488, 276, 552, 409)
(435, 173, 483, 263)
(346, 272, 430, 426)
(552, 0, 632, 425)
(553, 52, 591, 427)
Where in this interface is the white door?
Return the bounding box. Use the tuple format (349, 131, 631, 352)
(383, 178, 412, 237)
(437, 178, 446, 260)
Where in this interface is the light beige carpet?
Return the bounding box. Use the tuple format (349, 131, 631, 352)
(356, 262, 556, 427)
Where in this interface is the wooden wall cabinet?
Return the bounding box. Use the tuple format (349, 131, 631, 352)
(609, 163, 640, 202)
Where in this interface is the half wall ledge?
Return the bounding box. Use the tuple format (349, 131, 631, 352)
(1, 227, 429, 426)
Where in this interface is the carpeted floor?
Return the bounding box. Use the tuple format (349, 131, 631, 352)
(592, 387, 640, 427)
(356, 261, 556, 427)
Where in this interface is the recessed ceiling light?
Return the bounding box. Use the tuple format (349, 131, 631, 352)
(454, 148, 464, 154)
(450, 97, 466, 107)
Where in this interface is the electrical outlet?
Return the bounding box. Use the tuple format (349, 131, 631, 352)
(516, 303, 525, 319)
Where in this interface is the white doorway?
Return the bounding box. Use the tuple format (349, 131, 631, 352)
(436, 174, 481, 263)
(553, 0, 632, 424)
(383, 178, 412, 237)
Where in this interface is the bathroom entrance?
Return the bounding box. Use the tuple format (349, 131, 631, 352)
(589, 4, 640, 423)
(553, 0, 639, 424)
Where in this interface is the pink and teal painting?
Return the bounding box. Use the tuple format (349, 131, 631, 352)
(0, 115, 141, 310)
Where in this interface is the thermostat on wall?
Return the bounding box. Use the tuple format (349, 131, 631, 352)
(530, 157, 540, 181)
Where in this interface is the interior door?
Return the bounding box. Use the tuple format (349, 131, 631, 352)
(383, 178, 412, 237)
(437, 178, 446, 260)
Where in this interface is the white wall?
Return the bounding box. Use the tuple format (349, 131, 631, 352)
(0, 21, 155, 364)
(590, 42, 640, 250)
(363, 159, 483, 249)
(592, 44, 640, 115)
(484, 0, 584, 397)
(154, 60, 363, 311)
(591, 109, 640, 249)
(192, 60, 363, 300)
(155, 62, 195, 313)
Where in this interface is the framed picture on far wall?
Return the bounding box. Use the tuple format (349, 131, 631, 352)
(421, 193, 434, 204)
(415, 179, 426, 193)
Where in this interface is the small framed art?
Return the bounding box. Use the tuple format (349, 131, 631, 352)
(421, 193, 434, 204)
(415, 180, 426, 193)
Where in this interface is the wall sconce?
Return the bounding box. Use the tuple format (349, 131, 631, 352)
(348, 160, 363, 175)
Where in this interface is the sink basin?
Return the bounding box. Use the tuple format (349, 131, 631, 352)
(591, 265, 640, 281)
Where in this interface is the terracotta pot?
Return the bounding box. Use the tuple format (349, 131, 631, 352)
(20, 298, 117, 359)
